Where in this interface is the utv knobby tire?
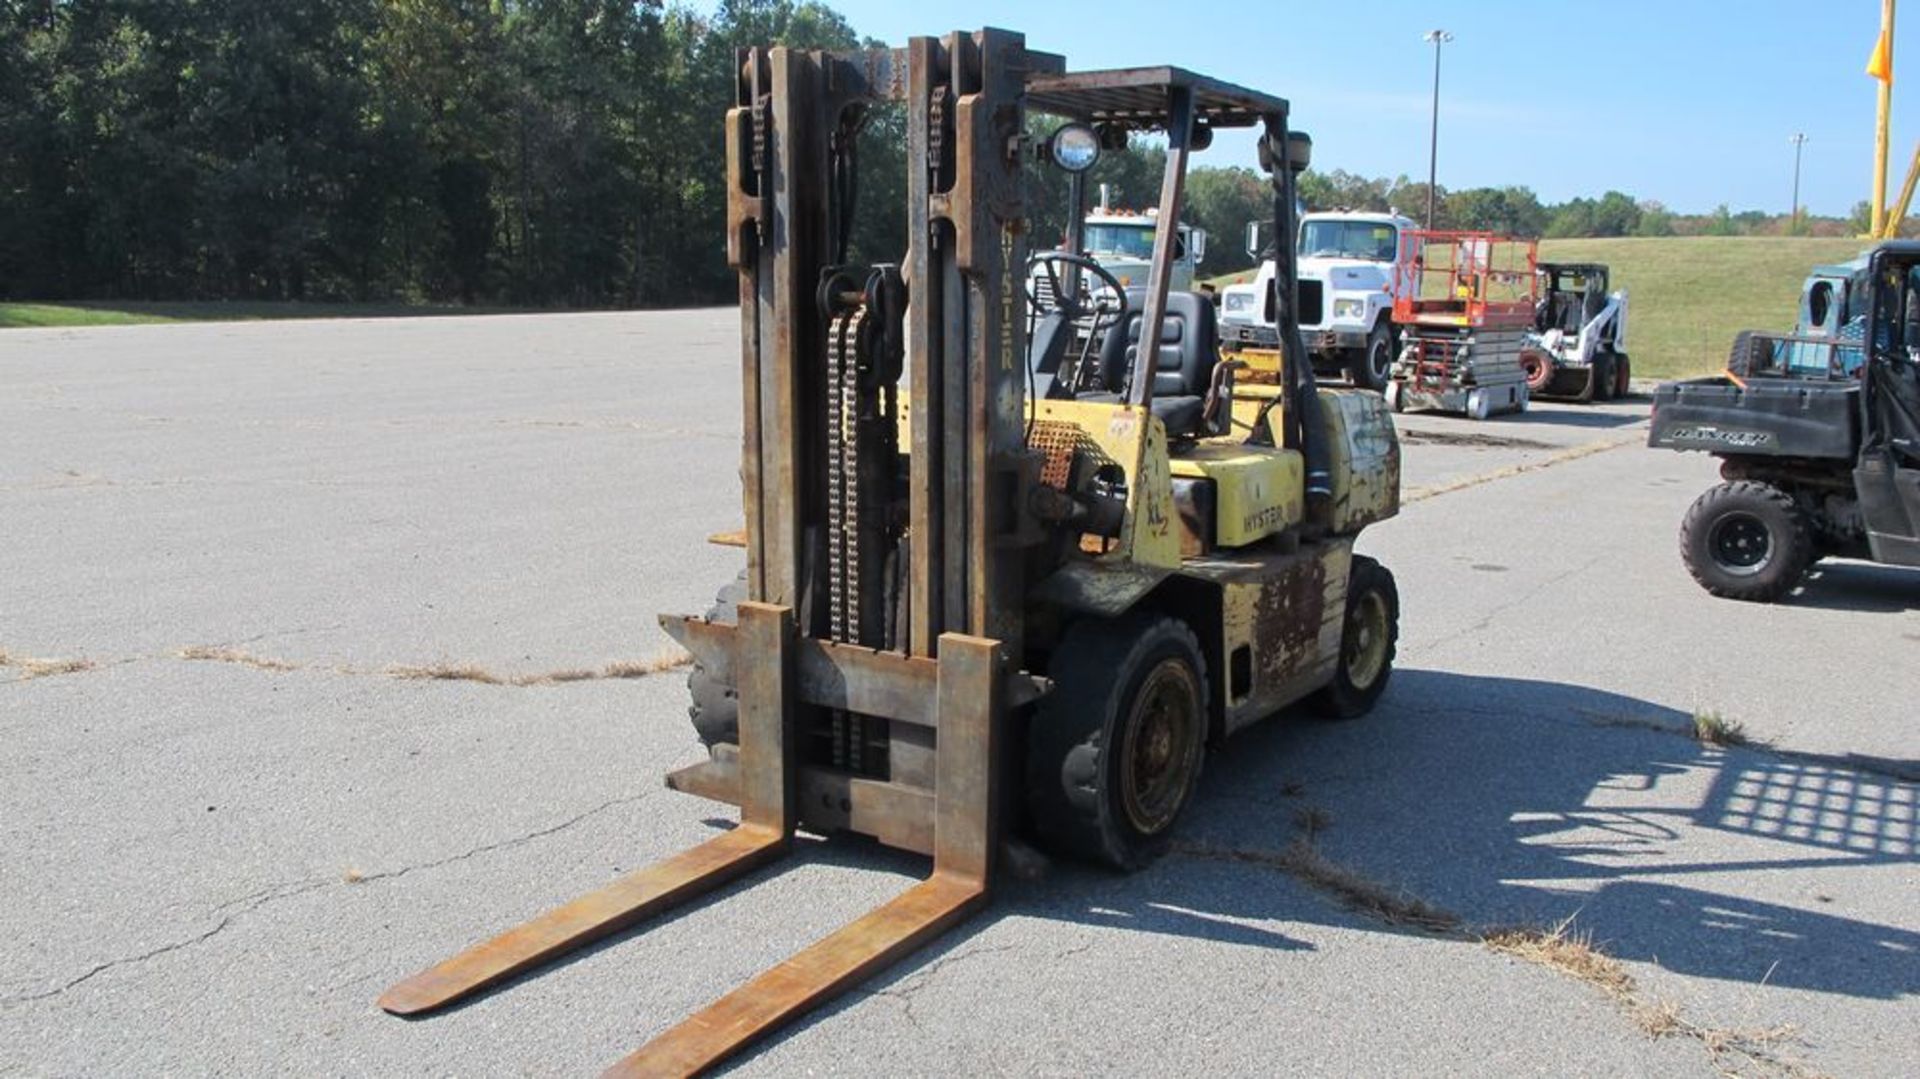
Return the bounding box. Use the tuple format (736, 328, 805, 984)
(1309, 555, 1400, 719)
(1679, 481, 1813, 603)
(1026, 613, 1209, 871)
(686, 570, 748, 748)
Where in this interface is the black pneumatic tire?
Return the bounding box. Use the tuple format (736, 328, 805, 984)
(1309, 555, 1400, 719)
(686, 570, 747, 748)
(1351, 322, 1394, 391)
(1679, 482, 1813, 603)
(1026, 613, 1210, 871)
(1612, 352, 1633, 398)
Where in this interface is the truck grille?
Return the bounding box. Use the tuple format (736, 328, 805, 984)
(1297, 279, 1324, 327)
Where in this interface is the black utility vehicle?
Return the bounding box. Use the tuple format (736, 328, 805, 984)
(1648, 241, 1920, 602)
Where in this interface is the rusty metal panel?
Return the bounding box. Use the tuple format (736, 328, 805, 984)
(1200, 540, 1353, 734)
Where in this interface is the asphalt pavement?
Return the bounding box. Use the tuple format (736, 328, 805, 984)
(2, 311, 1913, 1077)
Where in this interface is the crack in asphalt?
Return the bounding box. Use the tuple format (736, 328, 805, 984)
(0, 790, 656, 1007)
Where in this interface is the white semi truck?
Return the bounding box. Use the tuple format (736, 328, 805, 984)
(1219, 210, 1414, 390)
(1076, 207, 1205, 290)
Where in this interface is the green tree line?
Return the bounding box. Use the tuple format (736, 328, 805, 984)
(4, 1, 1897, 308)
(0, 0, 868, 306)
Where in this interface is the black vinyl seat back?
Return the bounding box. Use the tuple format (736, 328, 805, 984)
(1096, 289, 1219, 396)
(1087, 287, 1220, 439)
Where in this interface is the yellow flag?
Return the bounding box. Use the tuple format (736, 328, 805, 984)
(1867, 28, 1892, 82)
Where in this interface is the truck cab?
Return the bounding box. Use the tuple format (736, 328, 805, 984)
(1219, 210, 1413, 390)
(1036, 208, 1205, 306)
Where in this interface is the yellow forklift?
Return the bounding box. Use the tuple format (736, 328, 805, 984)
(380, 28, 1402, 1076)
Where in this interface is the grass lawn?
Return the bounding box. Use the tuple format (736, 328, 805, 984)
(1203, 235, 1873, 381)
(0, 299, 527, 330)
(1537, 236, 1866, 380)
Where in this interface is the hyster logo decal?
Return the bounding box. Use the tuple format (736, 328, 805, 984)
(1665, 426, 1774, 448)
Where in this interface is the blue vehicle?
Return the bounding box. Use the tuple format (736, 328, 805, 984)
(1728, 256, 1873, 379)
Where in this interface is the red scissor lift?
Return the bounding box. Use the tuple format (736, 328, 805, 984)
(1385, 230, 1538, 419)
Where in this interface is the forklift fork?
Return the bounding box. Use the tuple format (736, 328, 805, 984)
(379, 602, 1005, 1077)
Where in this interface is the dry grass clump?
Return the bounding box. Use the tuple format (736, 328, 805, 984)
(1484, 916, 1633, 998)
(385, 649, 690, 687)
(386, 663, 507, 685)
(176, 645, 299, 672)
(0, 648, 98, 680)
(1485, 915, 1810, 1077)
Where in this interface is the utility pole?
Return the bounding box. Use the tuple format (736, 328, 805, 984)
(1423, 29, 1453, 230)
(1790, 133, 1809, 233)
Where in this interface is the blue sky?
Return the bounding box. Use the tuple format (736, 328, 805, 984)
(745, 0, 1913, 217)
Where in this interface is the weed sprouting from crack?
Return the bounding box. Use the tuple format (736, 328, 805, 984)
(1691, 709, 1751, 748)
(1581, 706, 1766, 751)
(0, 648, 97, 681)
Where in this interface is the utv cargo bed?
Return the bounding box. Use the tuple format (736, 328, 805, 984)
(1648, 376, 1858, 459)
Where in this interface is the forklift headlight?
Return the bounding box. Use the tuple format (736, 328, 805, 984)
(1049, 123, 1101, 173)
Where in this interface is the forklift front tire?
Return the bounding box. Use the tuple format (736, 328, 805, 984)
(1309, 556, 1399, 719)
(1026, 613, 1209, 870)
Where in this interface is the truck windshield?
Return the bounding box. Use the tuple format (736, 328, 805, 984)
(1299, 221, 1398, 262)
(1084, 224, 1157, 259)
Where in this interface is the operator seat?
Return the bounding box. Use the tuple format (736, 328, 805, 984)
(1084, 288, 1220, 439)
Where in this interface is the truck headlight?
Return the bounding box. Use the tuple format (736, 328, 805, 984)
(1332, 298, 1366, 321)
(1224, 292, 1252, 314)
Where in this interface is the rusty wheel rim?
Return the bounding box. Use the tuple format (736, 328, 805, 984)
(1346, 590, 1390, 690)
(1119, 658, 1203, 835)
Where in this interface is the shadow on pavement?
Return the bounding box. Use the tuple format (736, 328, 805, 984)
(1787, 561, 1920, 612)
(1146, 668, 1919, 1001)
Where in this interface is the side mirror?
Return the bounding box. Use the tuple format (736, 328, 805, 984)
(1245, 221, 1262, 259)
(1191, 229, 1207, 264)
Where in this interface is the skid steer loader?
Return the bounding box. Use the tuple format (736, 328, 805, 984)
(380, 28, 1402, 1076)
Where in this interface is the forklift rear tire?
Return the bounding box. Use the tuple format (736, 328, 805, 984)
(1308, 556, 1399, 719)
(1351, 324, 1394, 391)
(1679, 481, 1813, 603)
(1026, 613, 1209, 870)
(686, 571, 748, 748)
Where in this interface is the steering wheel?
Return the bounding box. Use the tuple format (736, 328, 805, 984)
(1026, 251, 1128, 332)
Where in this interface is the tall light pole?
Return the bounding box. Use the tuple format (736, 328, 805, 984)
(1423, 29, 1453, 230)
(1789, 133, 1809, 233)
